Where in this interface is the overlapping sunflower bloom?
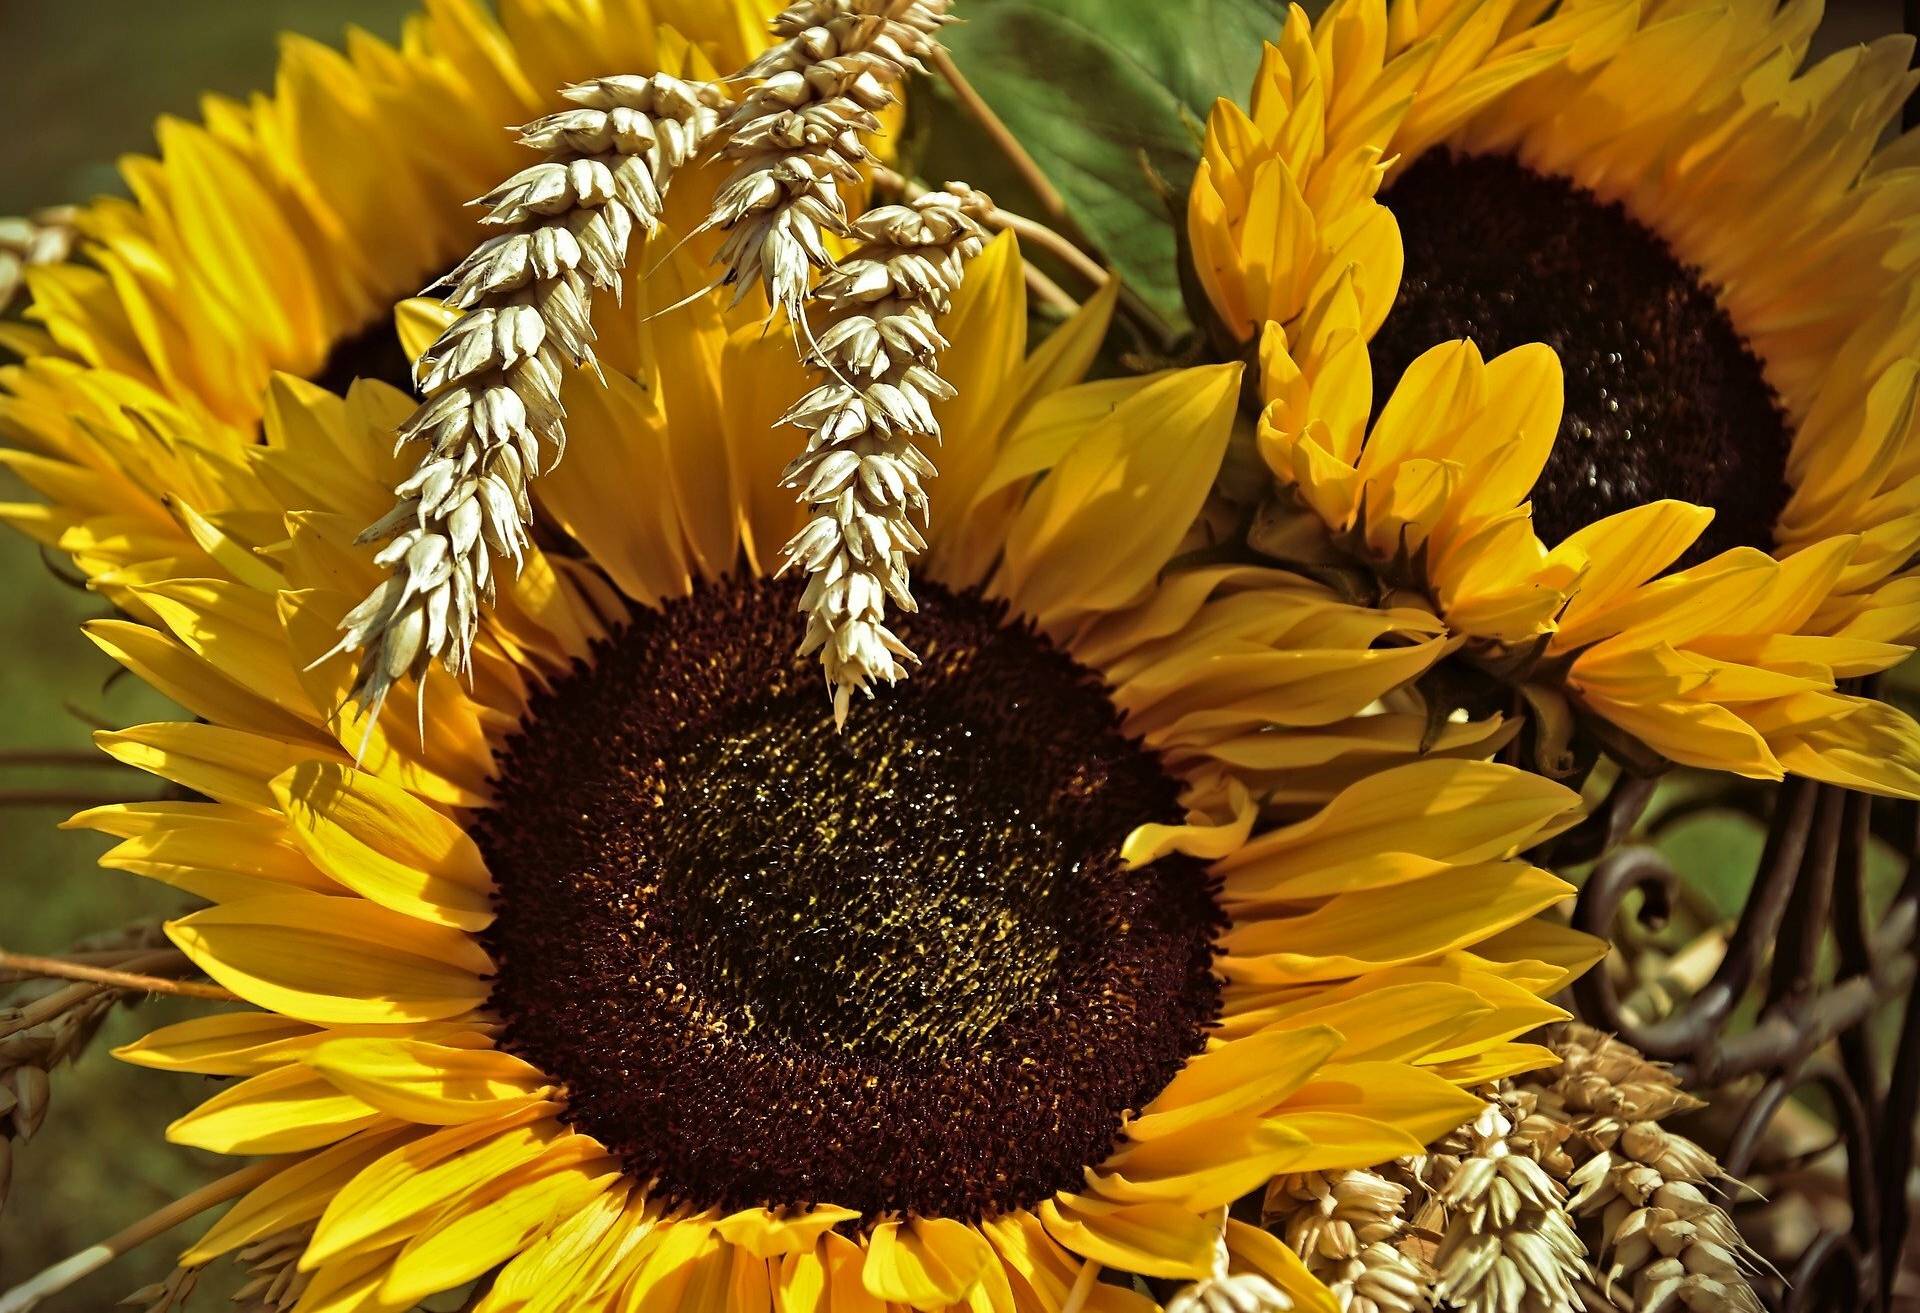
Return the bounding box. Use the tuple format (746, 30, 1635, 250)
(1189, 0, 1920, 792)
(62, 331, 1596, 1309)
(0, 3, 1616, 1310)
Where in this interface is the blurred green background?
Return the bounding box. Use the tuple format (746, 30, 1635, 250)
(0, 6, 417, 1309)
(0, 1, 1907, 1310)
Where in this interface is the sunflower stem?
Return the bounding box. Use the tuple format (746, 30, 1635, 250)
(0, 1162, 282, 1313)
(0, 949, 234, 1002)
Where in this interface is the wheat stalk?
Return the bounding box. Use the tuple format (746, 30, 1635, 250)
(333, 73, 726, 719)
(339, 0, 985, 726)
(0, 924, 174, 1217)
(776, 186, 987, 723)
(702, 0, 955, 323)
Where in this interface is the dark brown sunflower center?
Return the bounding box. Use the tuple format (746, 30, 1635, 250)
(312, 317, 416, 396)
(1373, 150, 1793, 567)
(480, 574, 1221, 1220)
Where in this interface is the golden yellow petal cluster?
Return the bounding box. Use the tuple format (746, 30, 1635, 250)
(1188, 0, 1920, 793)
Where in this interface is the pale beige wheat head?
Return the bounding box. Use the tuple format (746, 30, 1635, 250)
(332, 72, 725, 721)
(775, 185, 988, 725)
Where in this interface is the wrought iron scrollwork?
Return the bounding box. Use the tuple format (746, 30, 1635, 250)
(1557, 744, 1920, 1310)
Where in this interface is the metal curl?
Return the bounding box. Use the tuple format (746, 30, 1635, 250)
(1567, 752, 1919, 1309)
(1784, 1233, 1866, 1313)
(1572, 779, 1819, 1067)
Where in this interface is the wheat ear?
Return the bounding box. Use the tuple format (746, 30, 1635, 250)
(332, 73, 725, 719)
(702, 0, 955, 324)
(775, 187, 987, 725)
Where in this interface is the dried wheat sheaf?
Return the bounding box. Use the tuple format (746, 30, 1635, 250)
(1250, 1025, 1766, 1313)
(336, 0, 980, 726)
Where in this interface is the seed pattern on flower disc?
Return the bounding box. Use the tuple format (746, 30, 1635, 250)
(480, 574, 1222, 1221)
(1372, 150, 1793, 567)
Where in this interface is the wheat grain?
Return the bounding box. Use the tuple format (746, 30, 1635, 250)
(775, 185, 987, 723)
(703, 0, 955, 323)
(335, 73, 725, 721)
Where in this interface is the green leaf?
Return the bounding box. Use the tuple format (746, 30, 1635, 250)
(920, 0, 1291, 332)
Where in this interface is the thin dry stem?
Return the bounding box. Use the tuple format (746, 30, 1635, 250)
(927, 46, 1070, 228)
(0, 951, 234, 1002)
(0, 1162, 282, 1313)
(979, 206, 1105, 289)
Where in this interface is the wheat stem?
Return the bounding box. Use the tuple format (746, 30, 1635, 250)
(0, 950, 234, 1002)
(0, 1162, 283, 1313)
(1058, 1259, 1102, 1313)
(978, 207, 1104, 289)
(925, 39, 1174, 348)
(926, 46, 1070, 229)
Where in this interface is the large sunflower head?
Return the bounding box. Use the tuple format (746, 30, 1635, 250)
(52, 236, 1601, 1312)
(1187, 0, 1920, 793)
(0, 0, 787, 607)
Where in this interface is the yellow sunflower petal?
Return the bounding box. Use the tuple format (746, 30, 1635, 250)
(96, 721, 343, 812)
(1217, 760, 1579, 899)
(303, 1037, 550, 1125)
(271, 760, 494, 931)
(166, 1063, 384, 1154)
(983, 1214, 1157, 1313)
(1276, 1061, 1487, 1145)
(1221, 863, 1574, 985)
(1126, 1026, 1342, 1140)
(167, 893, 492, 1025)
(1036, 1196, 1218, 1281)
(85, 618, 325, 744)
(862, 1217, 995, 1308)
(185, 1124, 417, 1264)
(305, 1107, 567, 1268)
(477, 1183, 636, 1313)
(1223, 1220, 1337, 1313)
(716, 1206, 863, 1260)
(1423, 1042, 1564, 1085)
(379, 1153, 621, 1307)
(997, 364, 1242, 629)
(1094, 1118, 1315, 1211)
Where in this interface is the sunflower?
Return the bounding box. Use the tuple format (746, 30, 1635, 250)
(1187, 0, 1920, 793)
(0, 228, 1600, 1313)
(0, 0, 785, 607)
